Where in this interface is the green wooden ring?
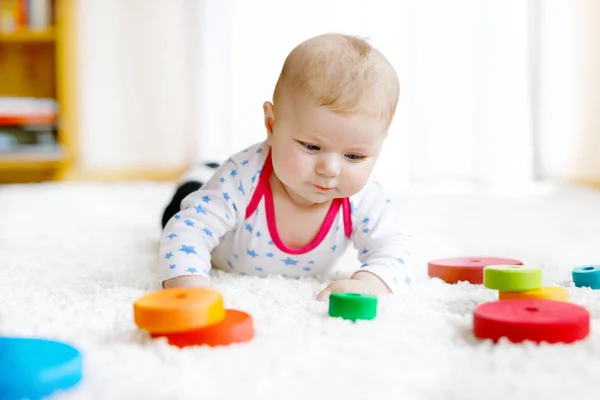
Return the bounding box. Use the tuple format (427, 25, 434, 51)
(328, 292, 377, 321)
(483, 265, 542, 291)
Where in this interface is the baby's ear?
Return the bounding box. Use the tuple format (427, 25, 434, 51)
(263, 101, 275, 141)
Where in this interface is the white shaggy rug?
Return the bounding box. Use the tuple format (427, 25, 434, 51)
(2, 181, 600, 400)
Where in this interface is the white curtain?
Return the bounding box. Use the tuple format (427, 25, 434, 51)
(194, 0, 573, 192)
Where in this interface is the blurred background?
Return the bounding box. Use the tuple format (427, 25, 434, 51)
(1, 0, 599, 193)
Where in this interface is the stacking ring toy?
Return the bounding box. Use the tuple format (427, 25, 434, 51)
(0, 337, 83, 399)
(134, 287, 225, 333)
(572, 265, 600, 290)
(499, 286, 568, 301)
(328, 292, 377, 321)
(483, 265, 542, 291)
(473, 299, 589, 344)
(428, 257, 523, 284)
(151, 309, 255, 347)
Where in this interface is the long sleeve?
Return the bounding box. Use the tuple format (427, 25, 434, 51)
(158, 157, 255, 284)
(349, 182, 412, 293)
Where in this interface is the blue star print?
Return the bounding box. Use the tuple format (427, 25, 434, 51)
(247, 249, 259, 258)
(179, 245, 197, 255)
(202, 227, 213, 237)
(331, 245, 337, 252)
(266, 252, 274, 257)
(223, 192, 231, 201)
(256, 231, 262, 238)
(184, 219, 195, 227)
(362, 248, 369, 254)
(251, 175, 257, 183)
(363, 228, 370, 234)
(220, 177, 225, 183)
(245, 223, 253, 232)
(303, 267, 311, 271)
(202, 195, 211, 203)
(397, 257, 405, 264)
(167, 233, 177, 239)
(169, 264, 176, 269)
(187, 267, 198, 273)
(255, 267, 263, 271)
(165, 252, 173, 259)
(194, 205, 207, 215)
(174, 215, 180, 220)
(231, 169, 238, 178)
(350, 201, 357, 215)
(361, 263, 369, 268)
(257, 148, 263, 154)
(362, 217, 370, 224)
(241, 160, 249, 166)
(405, 275, 412, 285)
(309, 260, 315, 264)
(238, 181, 245, 196)
(282, 257, 299, 266)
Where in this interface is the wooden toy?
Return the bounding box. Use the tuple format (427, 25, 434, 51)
(151, 309, 255, 347)
(328, 292, 377, 321)
(483, 265, 542, 291)
(499, 286, 568, 301)
(0, 337, 83, 399)
(134, 287, 225, 333)
(473, 299, 589, 344)
(427, 257, 523, 284)
(572, 265, 600, 289)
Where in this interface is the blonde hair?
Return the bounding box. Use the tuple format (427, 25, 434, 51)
(272, 33, 400, 124)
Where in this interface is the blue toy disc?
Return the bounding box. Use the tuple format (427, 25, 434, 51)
(0, 337, 83, 400)
(572, 265, 600, 290)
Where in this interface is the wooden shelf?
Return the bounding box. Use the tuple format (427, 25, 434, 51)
(0, 27, 56, 43)
(0, 148, 67, 171)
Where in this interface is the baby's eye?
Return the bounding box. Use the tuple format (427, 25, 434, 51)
(299, 141, 320, 151)
(345, 153, 365, 161)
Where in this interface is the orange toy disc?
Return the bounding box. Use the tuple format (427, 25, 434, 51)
(151, 309, 255, 348)
(499, 286, 568, 301)
(428, 257, 523, 284)
(133, 287, 225, 333)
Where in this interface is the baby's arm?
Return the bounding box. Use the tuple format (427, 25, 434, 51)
(158, 159, 249, 288)
(317, 183, 412, 300)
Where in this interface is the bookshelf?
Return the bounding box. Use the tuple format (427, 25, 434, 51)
(0, 0, 76, 183)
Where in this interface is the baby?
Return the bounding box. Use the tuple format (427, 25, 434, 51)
(158, 33, 412, 300)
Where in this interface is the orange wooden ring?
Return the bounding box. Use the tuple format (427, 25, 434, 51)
(133, 287, 225, 333)
(499, 286, 568, 301)
(151, 309, 255, 347)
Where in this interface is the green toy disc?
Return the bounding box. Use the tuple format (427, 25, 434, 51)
(328, 292, 377, 321)
(483, 265, 542, 292)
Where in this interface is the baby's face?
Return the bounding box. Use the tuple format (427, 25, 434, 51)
(266, 102, 388, 206)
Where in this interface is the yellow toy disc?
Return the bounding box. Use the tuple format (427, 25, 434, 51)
(499, 286, 568, 301)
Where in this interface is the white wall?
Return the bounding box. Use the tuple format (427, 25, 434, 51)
(564, 0, 600, 183)
(77, 0, 197, 171)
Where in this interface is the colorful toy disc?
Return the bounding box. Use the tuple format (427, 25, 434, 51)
(151, 309, 255, 348)
(134, 287, 225, 333)
(328, 292, 377, 321)
(427, 257, 523, 284)
(473, 299, 590, 344)
(499, 286, 568, 301)
(0, 337, 83, 399)
(483, 265, 542, 291)
(572, 265, 600, 290)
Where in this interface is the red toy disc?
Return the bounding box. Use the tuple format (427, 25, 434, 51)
(428, 257, 523, 284)
(151, 309, 254, 348)
(473, 299, 590, 344)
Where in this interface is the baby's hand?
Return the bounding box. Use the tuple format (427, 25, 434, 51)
(316, 271, 391, 301)
(162, 275, 210, 289)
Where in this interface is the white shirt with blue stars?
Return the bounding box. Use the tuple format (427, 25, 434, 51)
(159, 141, 412, 293)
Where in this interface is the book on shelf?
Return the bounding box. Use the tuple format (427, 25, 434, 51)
(0, 96, 59, 155)
(0, 0, 54, 33)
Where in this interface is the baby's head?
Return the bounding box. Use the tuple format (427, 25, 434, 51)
(264, 33, 400, 205)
